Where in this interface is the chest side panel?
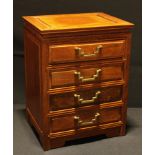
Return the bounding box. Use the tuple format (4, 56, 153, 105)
(24, 29, 42, 131)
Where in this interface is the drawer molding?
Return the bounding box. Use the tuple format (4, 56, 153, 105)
(48, 40, 125, 64)
(48, 101, 123, 117)
(48, 80, 125, 94)
(48, 61, 124, 89)
(47, 58, 126, 70)
(48, 121, 123, 138)
(49, 85, 123, 111)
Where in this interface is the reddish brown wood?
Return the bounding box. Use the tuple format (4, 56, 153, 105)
(23, 12, 134, 151)
(48, 61, 123, 88)
(50, 106, 122, 133)
(24, 30, 42, 129)
(48, 40, 125, 64)
(49, 85, 122, 111)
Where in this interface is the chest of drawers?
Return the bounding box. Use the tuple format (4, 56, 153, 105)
(23, 12, 134, 151)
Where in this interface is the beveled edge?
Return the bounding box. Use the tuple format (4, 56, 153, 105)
(22, 12, 134, 34)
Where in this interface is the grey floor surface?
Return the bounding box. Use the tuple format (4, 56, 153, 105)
(14, 104, 142, 155)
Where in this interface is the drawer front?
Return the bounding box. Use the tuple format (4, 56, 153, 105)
(49, 85, 122, 111)
(49, 106, 122, 133)
(48, 63, 123, 89)
(49, 40, 125, 64)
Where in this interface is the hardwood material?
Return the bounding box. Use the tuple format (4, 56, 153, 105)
(24, 31, 42, 128)
(23, 12, 133, 32)
(49, 85, 122, 110)
(48, 61, 124, 88)
(49, 40, 125, 63)
(23, 12, 134, 151)
(50, 106, 122, 132)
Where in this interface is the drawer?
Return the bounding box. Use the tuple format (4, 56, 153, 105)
(49, 85, 122, 111)
(49, 40, 125, 64)
(48, 62, 124, 89)
(49, 106, 122, 133)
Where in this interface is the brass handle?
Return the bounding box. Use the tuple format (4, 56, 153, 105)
(75, 45, 103, 57)
(74, 113, 100, 127)
(74, 91, 101, 105)
(74, 69, 101, 82)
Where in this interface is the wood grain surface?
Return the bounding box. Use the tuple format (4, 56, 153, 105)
(23, 12, 134, 150)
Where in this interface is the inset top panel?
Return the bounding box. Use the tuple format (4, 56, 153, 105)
(23, 12, 134, 32)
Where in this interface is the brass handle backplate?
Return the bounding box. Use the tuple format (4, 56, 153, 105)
(74, 91, 101, 105)
(74, 113, 100, 127)
(74, 69, 101, 82)
(75, 45, 103, 57)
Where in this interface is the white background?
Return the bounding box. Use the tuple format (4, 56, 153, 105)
(142, 0, 155, 155)
(0, 0, 13, 155)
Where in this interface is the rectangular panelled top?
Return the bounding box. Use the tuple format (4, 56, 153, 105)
(23, 12, 134, 33)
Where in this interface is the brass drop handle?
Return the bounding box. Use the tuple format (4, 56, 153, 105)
(74, 113, 100, 127)
(74, 91, 101, 105)
(75, 45, 103, 57)
(74, 69, 101, 82)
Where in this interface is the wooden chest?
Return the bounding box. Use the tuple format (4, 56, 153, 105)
(23, 12, 134, 151)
